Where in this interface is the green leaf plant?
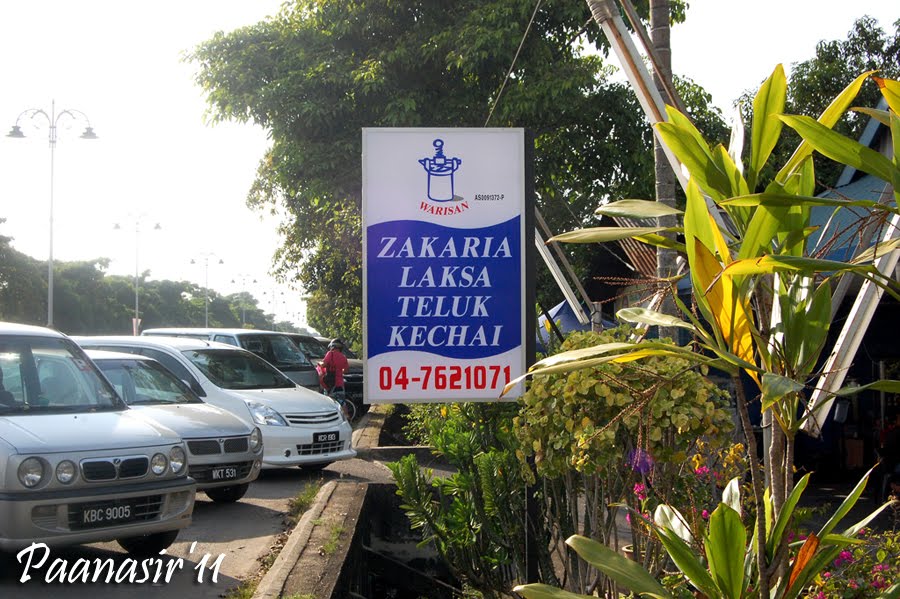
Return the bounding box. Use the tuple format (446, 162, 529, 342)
(508, 70, 900, 598)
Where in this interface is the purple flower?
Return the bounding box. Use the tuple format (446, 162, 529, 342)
(701, 509, 710, 520)
(628, 449, 654, 475)
(695, 465, 710, 477)
(816, 592, 826, 599)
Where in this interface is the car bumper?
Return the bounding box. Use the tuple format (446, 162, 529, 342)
(259, 420, 356, 468)
(0, 477, 195, 551)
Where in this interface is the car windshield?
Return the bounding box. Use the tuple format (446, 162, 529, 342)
(94, 358, 201, 405)
(183, 349, 297, 390)
(0, 335, 124, 414)
(240, 335, 313, 370)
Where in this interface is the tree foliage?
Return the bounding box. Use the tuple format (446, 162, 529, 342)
(0, 224, 295, 334)
(188, 0, 729, 347)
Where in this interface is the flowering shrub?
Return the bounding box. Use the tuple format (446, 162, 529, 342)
(801, 528, 900, 598)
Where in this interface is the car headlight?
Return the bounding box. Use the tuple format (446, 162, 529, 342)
(151, 453, 169, 475)
(55, 460, 77, 484)
(18, 457, 45, 488)
(246, 401, 288, 427)
(249, 427, 263, 452)
(334, 400, 347, 422)
(169, 446, 186, 474)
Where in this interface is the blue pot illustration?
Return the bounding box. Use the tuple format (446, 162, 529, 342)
(418, 139, 462, 202)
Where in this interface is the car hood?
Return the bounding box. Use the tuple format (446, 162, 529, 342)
(233, 386, 339, 412)
(0, 411, 181, 454)
(129, 403, 251, 439)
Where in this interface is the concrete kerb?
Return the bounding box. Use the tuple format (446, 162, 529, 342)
(252, 407, 384, 599)
(253, 480, 337, 599)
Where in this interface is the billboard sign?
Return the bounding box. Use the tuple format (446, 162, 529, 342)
(362, 128, 529, 403)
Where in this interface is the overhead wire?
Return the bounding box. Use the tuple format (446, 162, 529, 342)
(484, 0, 543, 127)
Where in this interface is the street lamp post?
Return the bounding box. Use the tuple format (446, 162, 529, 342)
(231, 274, 257, 325)
(115, 217, 161, 335)
(7, 100, 97, 328)
(192, 253, 223, 327)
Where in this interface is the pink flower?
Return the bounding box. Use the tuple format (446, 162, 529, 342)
(822, 572, 831, 579)
(873, 578, 887, 590)
(839, 550, 853, 563)
(701, 509, 710, 520)
(849, 580, 858, 589)
(633, 483, 647, 501)
(816, 592, 826, 599)
(695, 466, 710, 477)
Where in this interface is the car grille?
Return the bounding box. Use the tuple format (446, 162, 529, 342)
(189, 461, 254, 483)
(67, 495, 163, 530)
(81, 456, 149, 481)
(296, 440, 344, 456)
(187, 437, 250, 456)
(283, 411, 341, 426)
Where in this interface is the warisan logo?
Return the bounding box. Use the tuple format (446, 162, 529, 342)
(418, 139, 469, 215)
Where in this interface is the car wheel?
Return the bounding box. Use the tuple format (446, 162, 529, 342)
(300, 462, 329, 472)
(204, 483, 250, 503)
(117, 530, 180, 557)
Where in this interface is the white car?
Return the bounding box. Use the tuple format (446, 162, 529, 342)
(73, 336, 356, 470)
(0, 322, 195, 555)
(86, 349, 263, 502)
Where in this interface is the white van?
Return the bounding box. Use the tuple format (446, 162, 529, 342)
(142, 328, 319, 389)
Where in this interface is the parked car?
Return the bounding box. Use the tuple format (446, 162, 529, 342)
(73, 336, 355, 470)
(141, 328, 319, 389)
(86, 349, 263, 503)
(0, 322, 195, 555)
(287, 333, 365, 414)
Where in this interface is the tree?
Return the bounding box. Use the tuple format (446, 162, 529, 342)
(188, 0, 731, 346)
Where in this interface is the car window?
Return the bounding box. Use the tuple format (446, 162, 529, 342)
(182, 349, 296, 390)
(213, 334, 238, 346)
(239, 335, 312, 369)
(137, 348, 207, 398)
(291, 336, 326, 360)
(0, 336, 122, 413)
(95, 358, 201, 405)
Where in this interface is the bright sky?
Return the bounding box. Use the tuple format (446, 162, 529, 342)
(1, 1, 897, 330)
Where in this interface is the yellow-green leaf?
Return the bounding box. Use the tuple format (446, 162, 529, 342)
(873, 76, 900, 115)
(549, 226, 670, 244)
(595, 199, 683, 219)
(779, 114, 895, 183)
(750, 64, 787, 190)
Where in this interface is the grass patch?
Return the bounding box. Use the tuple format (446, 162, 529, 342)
(321, 524, 346, 556)
(287, 479, 323, 525)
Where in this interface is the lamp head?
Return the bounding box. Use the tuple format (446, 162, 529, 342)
(6, 125, 25, 138)
(80, 126, 98, 140)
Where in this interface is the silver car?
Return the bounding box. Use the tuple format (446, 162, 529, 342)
(86, 349, 263, 503)
(0, 322, 195, 555)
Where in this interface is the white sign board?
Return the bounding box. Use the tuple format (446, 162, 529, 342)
(362, 128, 528, 403)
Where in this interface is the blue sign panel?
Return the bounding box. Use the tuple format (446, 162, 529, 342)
(362, 129, 527, 403)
